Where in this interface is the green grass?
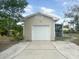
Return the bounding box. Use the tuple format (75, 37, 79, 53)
(63, 33, 79, 45)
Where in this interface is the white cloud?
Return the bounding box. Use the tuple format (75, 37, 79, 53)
(40, 7, 55, 17)
(56, 0, 79, 7)
(40, 7, 61, 19)
(63, 2, 68, 6)
(40, 7, 55, 14)
(40, 7, 62, 22)
(22, 5, 33, 17)
(22, 6, 61, 22)
(24, 5, 32, 12)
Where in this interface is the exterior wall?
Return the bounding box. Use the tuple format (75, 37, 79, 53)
(23, 14, 55, 41)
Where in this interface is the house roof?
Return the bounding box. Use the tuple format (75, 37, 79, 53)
(24, 12, 59, 22)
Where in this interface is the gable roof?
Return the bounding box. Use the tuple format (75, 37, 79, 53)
(24, 12, 59, 22)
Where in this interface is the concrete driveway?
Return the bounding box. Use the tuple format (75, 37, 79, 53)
(12, 41, 68, 59)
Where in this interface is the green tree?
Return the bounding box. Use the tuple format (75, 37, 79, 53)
(0, 0, 28, 41)
(0, 18, 16, 35)
(0, 0, 28, 21)
(65, 4, 79, 31)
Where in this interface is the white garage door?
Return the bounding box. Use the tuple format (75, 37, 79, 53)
(32, 25, 51, 40)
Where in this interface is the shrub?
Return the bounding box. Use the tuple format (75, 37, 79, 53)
(10, 25, 23, 41)
(63, 28, 70, 33)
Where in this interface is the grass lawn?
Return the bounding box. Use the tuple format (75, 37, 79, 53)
(63, 33, 79, 45)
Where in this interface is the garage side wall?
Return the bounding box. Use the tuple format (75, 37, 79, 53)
(23, 14, 55, 41)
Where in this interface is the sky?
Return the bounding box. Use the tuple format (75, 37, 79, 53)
(22, 0, 79, 24)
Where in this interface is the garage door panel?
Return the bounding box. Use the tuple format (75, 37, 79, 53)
(32, 25, 50, 40)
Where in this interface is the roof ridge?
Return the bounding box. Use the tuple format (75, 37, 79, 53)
(24, 11, 59, 21)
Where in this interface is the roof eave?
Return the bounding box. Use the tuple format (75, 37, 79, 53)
(23, 12, 59, 22)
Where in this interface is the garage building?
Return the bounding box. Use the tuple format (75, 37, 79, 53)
(23, 12, 58, 41)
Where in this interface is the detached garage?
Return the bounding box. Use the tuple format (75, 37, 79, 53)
(23, 12, 58, 41)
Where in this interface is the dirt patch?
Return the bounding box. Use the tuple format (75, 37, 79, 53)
(0, 35, 18, 52)
(0, 41, 18, 52)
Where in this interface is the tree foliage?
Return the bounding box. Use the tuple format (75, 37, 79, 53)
(65, 4, 79, 31)
(0, 18, 16, 35)
(0, 0, 28, 41)
(0, 0, 28, 21)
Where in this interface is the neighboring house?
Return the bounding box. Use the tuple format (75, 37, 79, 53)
(23, 12, 58, 41)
